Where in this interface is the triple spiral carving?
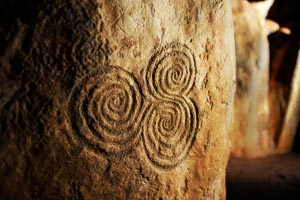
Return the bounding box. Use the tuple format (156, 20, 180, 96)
(68, 42, 198, 169)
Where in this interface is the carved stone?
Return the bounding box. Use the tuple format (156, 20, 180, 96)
(0, 0, 235, 199)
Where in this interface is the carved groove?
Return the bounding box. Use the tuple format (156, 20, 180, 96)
(142, 98, 198, 169)
(143, 42, 198, 169)
(67, 42, 199, 170)
(146, 42, 196, 99)
(68, 66, 143, 154)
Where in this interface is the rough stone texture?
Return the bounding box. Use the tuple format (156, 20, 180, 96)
(230, 0, 272, 157)
(0, 0, 235, 199)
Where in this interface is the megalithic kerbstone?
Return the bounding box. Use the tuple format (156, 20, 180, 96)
(0, 0, 235, 199)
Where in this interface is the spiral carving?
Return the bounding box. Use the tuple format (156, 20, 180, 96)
(142, 98, 198, 169)
(68, 66, 143, 154)
(146, 42, 196, 99)
(67, 42, 199, 170)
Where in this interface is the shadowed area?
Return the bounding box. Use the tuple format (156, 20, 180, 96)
(227, 153, 300, 200)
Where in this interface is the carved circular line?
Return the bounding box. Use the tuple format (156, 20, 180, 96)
(146, 42, 196, 99)
(68, 66, 143, 154)
(142, 97, 198, 169)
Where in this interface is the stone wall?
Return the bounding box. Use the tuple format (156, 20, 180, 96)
(0, 0, 235, 199)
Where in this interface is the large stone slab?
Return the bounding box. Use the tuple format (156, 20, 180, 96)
(0, 0, 235, 199)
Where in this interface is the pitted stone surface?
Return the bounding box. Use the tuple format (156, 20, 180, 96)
(0, 0, 235, 199)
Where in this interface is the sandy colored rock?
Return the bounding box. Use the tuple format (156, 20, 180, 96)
(0, 0, 235, 199)
(277, 48, 300, 153)
(230, 0, 272, 157)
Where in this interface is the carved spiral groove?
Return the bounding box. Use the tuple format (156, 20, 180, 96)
(142, 98, 198, 169)
(146, 42, 196, 98)
(67, 42, 199, 170)
(68, 66, 142, 154)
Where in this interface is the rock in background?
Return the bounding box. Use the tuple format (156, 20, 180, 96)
(267, 0, 300, 153)
(230, 0, 272, 157)
(0, 0, 236, 199)
(230, 0, 300, 157)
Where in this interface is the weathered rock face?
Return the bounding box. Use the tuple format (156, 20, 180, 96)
(0, 0, 235, 199)
(230, 0, 272, 157)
